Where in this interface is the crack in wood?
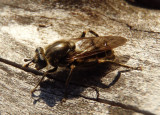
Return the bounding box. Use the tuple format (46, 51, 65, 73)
(108, 17, 160, 35)
(78, 94, 155, 115)
(1, 3, 38, 12)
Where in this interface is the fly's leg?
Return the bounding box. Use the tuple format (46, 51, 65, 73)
(24, 59, 34, 67)
(31, 74, 45, 94)
(89, 30, 99, 37)
(61, 65, 75, 102)
(98, 59, 142, 70)
(31, 67, 58, 94)
(79, 29, 100, 52)
(80, 29, 99, 38)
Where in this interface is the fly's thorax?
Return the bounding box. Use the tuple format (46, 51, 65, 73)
(45, 40, 76, 67)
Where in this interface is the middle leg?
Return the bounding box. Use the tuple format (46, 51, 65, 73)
(61, 65, 76, 103)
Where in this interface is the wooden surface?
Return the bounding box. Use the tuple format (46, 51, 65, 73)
(0, 0, 160, 114)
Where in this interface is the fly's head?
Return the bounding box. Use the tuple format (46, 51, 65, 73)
(24, 47, 47, 70)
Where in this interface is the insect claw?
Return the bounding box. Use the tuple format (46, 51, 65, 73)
(61, 98, 66, 104)
(30, 88, 36, 94)
(135, 66, 142, 71)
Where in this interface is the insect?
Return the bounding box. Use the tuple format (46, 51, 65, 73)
(24, 30, 141, 98)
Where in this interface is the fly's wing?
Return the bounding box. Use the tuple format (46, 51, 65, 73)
(68, 45, 111, 60)
(71, 36, 127, 49)
(67, 36, 127, 61)
(102, 36, 127, 48)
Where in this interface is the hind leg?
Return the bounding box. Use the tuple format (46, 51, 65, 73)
(98, 59, 142, 70)
(80, 29, 99, 38)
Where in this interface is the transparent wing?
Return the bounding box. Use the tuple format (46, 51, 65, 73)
(67, 36, 126, 61)
(70, 36, 127, 49)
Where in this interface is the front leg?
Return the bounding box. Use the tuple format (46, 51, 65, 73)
(31, 67, 58, 94)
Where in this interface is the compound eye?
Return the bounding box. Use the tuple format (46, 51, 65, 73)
(35, 47, 45, 61)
